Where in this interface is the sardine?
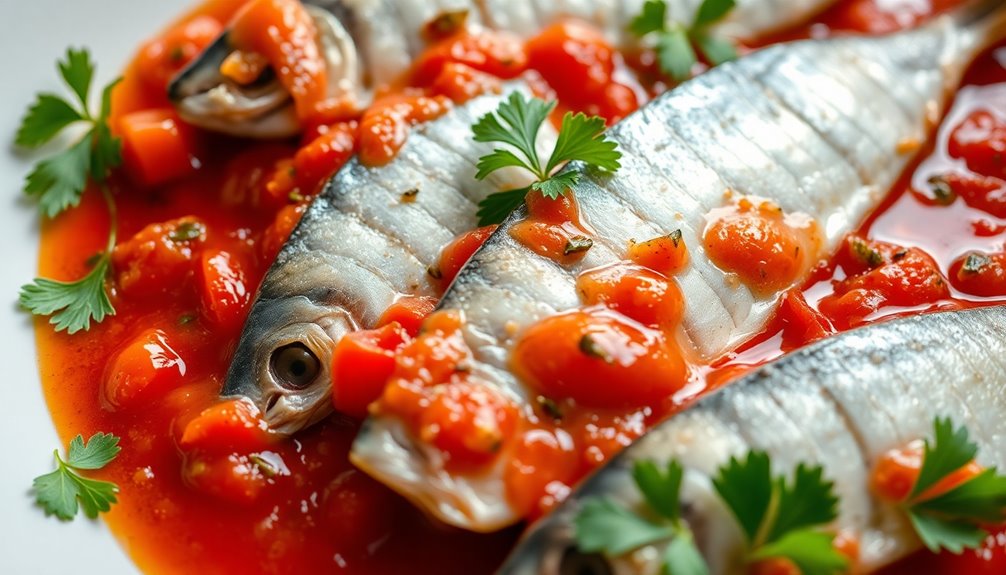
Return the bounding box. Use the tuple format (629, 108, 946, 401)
(350, 0, 1006, 532)
(169, 0, 840, 138)
(496, 305, 1006, 574)
(222, 84, 554, 433)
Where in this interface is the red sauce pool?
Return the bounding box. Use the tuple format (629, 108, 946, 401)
(31, 0, 1006, 573)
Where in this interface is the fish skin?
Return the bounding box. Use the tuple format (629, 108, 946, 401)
(223, 85, 553, 435)
(495, 306, 1006, 574)
(350, 3, 1006, 532)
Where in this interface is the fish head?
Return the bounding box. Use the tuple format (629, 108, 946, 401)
(168, 3, 362, 138)
(223, 294, 355, 435)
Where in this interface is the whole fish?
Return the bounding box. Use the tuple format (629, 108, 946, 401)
(169, 0, 839, 137)
(223, 85, 553, 433)
(496, 306, 1006, 574)
(350, 0, 1006, 532)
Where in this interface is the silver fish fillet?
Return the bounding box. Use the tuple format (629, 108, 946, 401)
(351, 0, 1006, 532)
(496, 305, 1006, 574)
(169, 0, 839, 137)
(223, 84, 554, 433)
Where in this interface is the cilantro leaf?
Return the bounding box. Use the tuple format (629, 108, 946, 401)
(67, 432, 121, 469)
(58, 47, 95, 110)
(472, 92, 622, 225)
(712, 451, 773, 542)
(575, 498, 673, 555)
(633, 459, 684, 521)
(909, 511, 987, 554)
(15, 94, 83, 148)
(477, 187, 529, 227)
(910, 417, 978, 500)
(769, 463, 840, 542)
(23, 136, 92, 218)
(750, 530, 848, 575)
(693, 0, 737, 27)
(663, 532, 709, 575)
(19, 256, 115, 334)
(545, 112, 621, 175)
(630, 0, 668, 38)
(33, 433, 121, 521)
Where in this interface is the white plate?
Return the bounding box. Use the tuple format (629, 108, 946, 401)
(0, 2, 191, 573)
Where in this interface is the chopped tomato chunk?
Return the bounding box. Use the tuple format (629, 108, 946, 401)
(430, 62, 503, 103)
(411, 30, 527, 87)
(627, 232, 689, 276)
(136, 16, 223, 94)
(182, 450, 278, 506)
(949, 110, 1006, 179)
(929, 172, 1006, 218)
(950, 250, 1006, 297)
(818, 236, 949, 329)
(871, 440, 984, 503)
(510, 192, 594, 264)
(504, 428, 579, 519)
(748, 557, 802, 575)
(112, 216, 207, 299)
(358, 95, 451, 166)
(260, 204, 306, 262)
(435, 225, 499, 288)
(102, 328, 187, 411)
(119, 109, 199, 186)
(577, 263, 684, 330)
(179, 398, 272, 453)
(377, 296, 437, 337)
(197, 249, 253, 332)
(776, 288, 832, 351)
(331, 323, 411, 419)
(512, 307, 688, 408)
(266, 122, 357, 202)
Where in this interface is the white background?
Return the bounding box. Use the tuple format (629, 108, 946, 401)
(0, 1, 187, 573)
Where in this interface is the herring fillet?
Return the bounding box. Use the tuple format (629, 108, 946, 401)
(496, 306, 1006, 574)
(222, 85, 554, 434)
(350, 1, 1006, 532)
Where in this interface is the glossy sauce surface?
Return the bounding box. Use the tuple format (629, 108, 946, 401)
(33, 0, 1006, 573)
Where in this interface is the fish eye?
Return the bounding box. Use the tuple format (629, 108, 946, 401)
(559, 546, 613, 575)
(270, 343, 321, 390)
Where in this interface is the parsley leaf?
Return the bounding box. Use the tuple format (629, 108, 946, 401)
(769, 463, 841, 542)
(16, 48, 121, 333)
(575, 498, 673, 555)
(33, 433, 121, 520)
(750, 530, 850, 575)
(663, 532, 709, 575)
(712, 451, 773, 542)
(630, 0, 739, 82)
(901, 417, 1006, 554)
(19, 255, 115, 334)
(472, 92, 621, 225)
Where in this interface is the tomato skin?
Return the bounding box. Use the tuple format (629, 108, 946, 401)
(102, 328, 187, 411)
(949, 110, 1006, 179)
(435, 225, 499, 288)
(512, 308, 688, 408)
(818, 237, 949, 329)
(776, 288, 832, 351)
(949, 250, 1006, 297)
(197, 249, 253, 332)
(136, 16, 223, 94)
(112, 216, 207, 299)
(331, 323, 411, 419)
(577, 263, 684, 330)
(377, 296, 437, 337)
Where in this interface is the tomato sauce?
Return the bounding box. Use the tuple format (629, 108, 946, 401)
(31, 0, 1006, 574)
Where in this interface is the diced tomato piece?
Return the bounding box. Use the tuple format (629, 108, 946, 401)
(512, 308, 688, 408)
(119, 109, 199, 186)
(430, 62, 503, 103)
(818, 236, 949, 329)
(577, 263, 684, 331)
(260, 204, 307, 262)
(288, 122, 357, 194)
(627, 232, 689, 276)
(510, 193, 594, 265)
(748, 557, 802, 575)
(933, 172, 1006, 218)
(871, 440, 984, 504)
(358, 95, 451, 166)
(411, 30, 527, 86)
(136, 16, 223, 93)
(434, 225, 499, 288)
(331, 323, 411, 419)
(102, 328, 187, 411)
(179, 398, 272, 453)
(323, 470, 404, 552)
(949, 250, 1006, 297)
(112, 216, 207, 299)
(197, 249, 253, 332)
(417, 381, 519, 468)
(527, 21, 615, 103)
(504, 428, 579, 519)
(776, 288, 832, 351)
(182, 451, 272, 506)
(949, 110, 1006, 179)
(377, 296, 437, 337)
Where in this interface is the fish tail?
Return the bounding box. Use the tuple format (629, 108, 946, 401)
(953, 0, 1006, 46)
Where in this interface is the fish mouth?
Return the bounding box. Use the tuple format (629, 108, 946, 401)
(223, 296, 356, 436)
(168, 4, 363, 138)
(350, 416, 520, 532)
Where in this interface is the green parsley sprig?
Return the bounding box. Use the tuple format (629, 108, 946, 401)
(16, 48, 122, 334)
(575, 451, 847, 575)
(33, 433, 122, 520)
(902, 418, 1006, 554)
(630, 0, 739, 82)
(472, 92, 622, 226)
